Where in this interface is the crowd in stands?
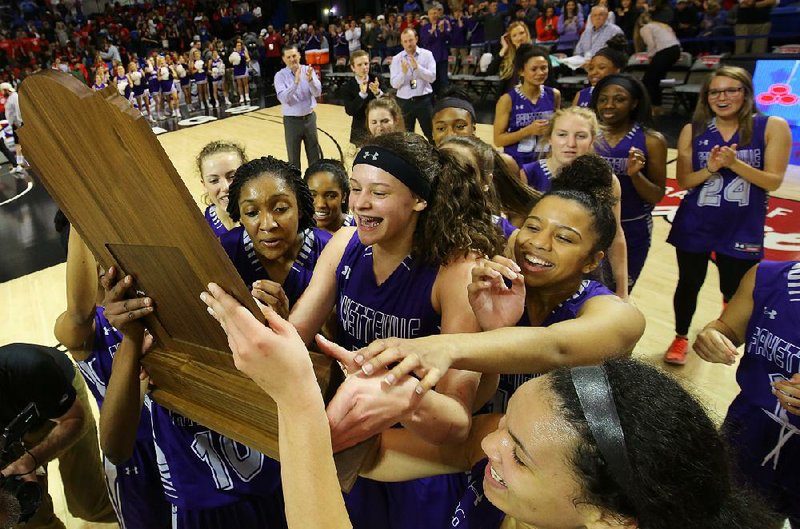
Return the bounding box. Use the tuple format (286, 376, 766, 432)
(0, 0, 785, 94)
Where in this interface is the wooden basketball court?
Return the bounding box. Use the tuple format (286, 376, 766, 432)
(1, 103, 798, 528)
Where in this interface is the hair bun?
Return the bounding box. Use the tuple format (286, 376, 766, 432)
(550, 154, 615, 206)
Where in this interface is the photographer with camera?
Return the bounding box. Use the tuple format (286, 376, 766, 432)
(0, 342, 115, 528)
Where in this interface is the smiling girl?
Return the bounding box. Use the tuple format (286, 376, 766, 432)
(664, 66, 791, 365)
(303, 159, 352, 234)
(494, 44, 561, 167)
(197, 140, 247, 237)
(593, 74, 667, 292)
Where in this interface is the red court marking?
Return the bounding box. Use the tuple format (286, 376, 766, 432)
(779, 94, 799, 106)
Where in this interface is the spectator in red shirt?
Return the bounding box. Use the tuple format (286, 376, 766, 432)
(263, 25, 284, 82)
(535, 5, 559, 43)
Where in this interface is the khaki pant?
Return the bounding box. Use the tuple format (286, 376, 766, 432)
(734, 22, 771, 55)
(21, 373, 116, 528)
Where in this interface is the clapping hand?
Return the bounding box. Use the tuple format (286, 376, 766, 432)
(707, 144, 737, 172)
(627, 147, 646, 177)
(306, 65, 314, 82)
(527, 119, 550, 136)
(368, 78, 380, 95)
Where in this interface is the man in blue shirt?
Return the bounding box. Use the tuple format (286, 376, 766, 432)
(274, 44, 322, 171)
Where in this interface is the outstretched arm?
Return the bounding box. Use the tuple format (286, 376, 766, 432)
(356, 294, 644, 394)
(202, 283, 351, 529)
(54, 228, 99, 360)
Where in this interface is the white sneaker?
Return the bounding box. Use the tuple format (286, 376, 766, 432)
(224, 98, 231, 106)
(10, 165, 24, 173)
(244, 95, 250, 104)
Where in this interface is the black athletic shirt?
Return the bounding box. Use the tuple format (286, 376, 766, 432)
(0, 343, 76, 429)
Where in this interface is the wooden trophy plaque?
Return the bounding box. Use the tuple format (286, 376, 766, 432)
(18, 71, 371, 490)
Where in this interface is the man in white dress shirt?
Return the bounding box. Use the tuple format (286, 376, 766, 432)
(389, 28, 435, 141)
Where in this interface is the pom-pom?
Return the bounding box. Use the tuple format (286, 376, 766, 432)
(229, 51, 241, 66)
(130, 71, 142, 85)
(194, 60, 204, 72)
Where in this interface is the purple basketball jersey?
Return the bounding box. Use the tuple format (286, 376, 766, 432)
(503, 85, 556, 166)
(595, 123, 651, 222)
(667, 115, 769, 259)
(520, 158, 553, 192)
(336, 232, 441, 350)
(335, 232, 465, 529)
(576, 86, 593, 108)
(450, 459, 505, 529)
(77, 308, 172, 529)
(204, 204, 230, 237)
(487, 280, 614, 413)
(731, 261, 800, 430)
(723, 261, 800, 512)
(220, 226, 331, 308)
(145, 398, 284, 515)
(493, 215, 517, 240)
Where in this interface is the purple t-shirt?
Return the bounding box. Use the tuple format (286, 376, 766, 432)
(667, 115, 769, 259)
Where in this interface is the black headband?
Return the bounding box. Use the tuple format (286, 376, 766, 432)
(570, 365, 633, 493)
(432, 97, 476, 122)
(353, 145, 431, 200)
(598, 75, 641, 99)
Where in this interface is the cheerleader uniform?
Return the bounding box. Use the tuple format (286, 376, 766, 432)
(194, 62, 208, 86)
(131, 69, 147, 99)
(520, 158, 554, 192)
(484, 279, 614, 413)
(92, 82, 107, 91)
(667, 115, 769, 333)
(503, 85, 556, 167)
(204, 204, 230, 237)
(158, 65, 175, 94)
(178, 65, 191, 91)
(77, 308, 172, 529)
(595, 123, 652, 290)
(722, 261, 800, 523)
(233, 51, 248, 80)
(219, 226, 331, 308)
(115, 73, 131, 100)
(336, 232, 467, 529)
(576, 86, 592, 107)
(146, 66, 160, 95)
(211, 58, 225, 87)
